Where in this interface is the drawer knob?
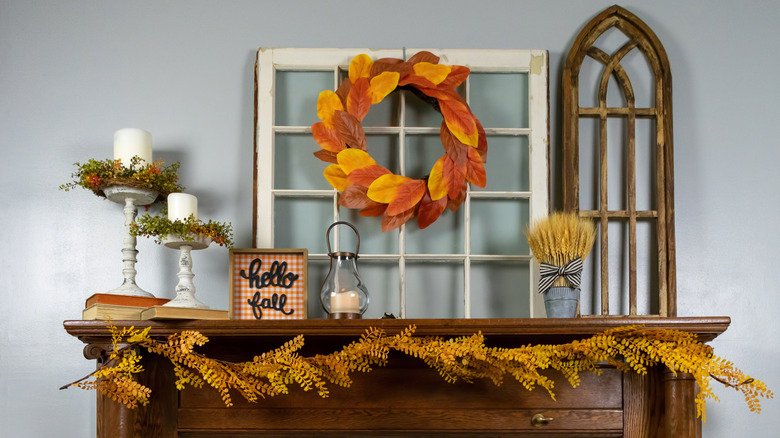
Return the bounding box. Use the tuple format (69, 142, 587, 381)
(531, 413, 554, 427)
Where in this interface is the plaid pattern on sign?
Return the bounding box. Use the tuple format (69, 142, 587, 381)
(232, 252, 306, 320)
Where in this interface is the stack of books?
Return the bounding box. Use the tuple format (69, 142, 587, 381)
(82, 293, 170, 320)
(82, 294, 228, 320)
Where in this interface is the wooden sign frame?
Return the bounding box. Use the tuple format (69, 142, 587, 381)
(229, 248, 308, 320)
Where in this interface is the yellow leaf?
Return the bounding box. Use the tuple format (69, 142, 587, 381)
(323, 164, 349, 191)
(317, 91, 344, 128)
(369, 71, 400, 104)
(337, 149, 376, 174)
(428, 156, 448, 201)
(367, 174, 410, 203)
(349, 54, 373, 83)
(413, 62, 452, 85)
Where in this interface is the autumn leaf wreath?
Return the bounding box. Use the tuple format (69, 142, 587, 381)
(312, 52, 487, 231)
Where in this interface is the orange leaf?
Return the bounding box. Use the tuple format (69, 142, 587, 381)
(408, 51, 440, 65)
(349, 54, 373, 83)
(447, 184, 467, 212)
(438, 65, 470, 89)
(443, 155, 467, 199)
(427, 156, 448, 201)
(367, 174, 410, 204)
(337, 148, 376, 174)
(369, 71, 400, 104)
(466, 147, 486, 187)
(387, 179, 426, 216)
(313, 149, 339, 164)
(439, 98, 478, 147)
(335, 78, 351, 105)
(381, 207, 416, 232)
(398, 74, 437, 89)
(323, 164, 349, 191)
(370, 58, 410, 77)
(348, 164, 391, 187)
(359, 203, 387, 217)
(333, 110, 366, 150)
(347, 77, 371, 121)
(440, 121, 468, 166)
(420, 87, 466, 104)
(475, 116, 488, 160)
(312, 122, 345, 152)
(317, 91, 344, 128)
(412, 62, 451, 85)
(338, 185, 373, 209)
(418, 191, 447, 229)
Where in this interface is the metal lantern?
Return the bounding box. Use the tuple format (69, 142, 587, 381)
(319, 221, 369, 319)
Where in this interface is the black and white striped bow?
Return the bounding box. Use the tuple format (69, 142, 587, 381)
(538, 257, 583, 294)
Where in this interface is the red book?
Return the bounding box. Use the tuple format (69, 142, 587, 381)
(85, 293, 170, 308)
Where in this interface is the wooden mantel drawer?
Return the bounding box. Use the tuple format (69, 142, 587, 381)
(179, 365, 623, 434)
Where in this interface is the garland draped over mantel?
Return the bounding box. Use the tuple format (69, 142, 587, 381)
(63, 323, 772, 422)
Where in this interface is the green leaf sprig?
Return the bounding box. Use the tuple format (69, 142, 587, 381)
(131, 210, 234, 248)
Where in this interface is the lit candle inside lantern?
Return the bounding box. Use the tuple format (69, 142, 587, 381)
(168, 193, 198, 222)
(113, 128, 152, 168)
(330, 289, 360, 314)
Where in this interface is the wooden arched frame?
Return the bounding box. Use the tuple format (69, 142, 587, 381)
(563, 6, 676, 316)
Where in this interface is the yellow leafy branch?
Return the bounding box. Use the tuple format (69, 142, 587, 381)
(64, 323, 772, 422)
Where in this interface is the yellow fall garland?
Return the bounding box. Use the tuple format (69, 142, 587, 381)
(65, 323, 772, 422)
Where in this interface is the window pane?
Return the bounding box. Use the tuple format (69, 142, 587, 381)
(364, 92, 401, 127)
(470, 261, 531, 318)
(469, 72, 528, 128)
(472, 135, 529, 192)
(365, 134, 401, 174)
(404, 133, 444, 179)
(357, 260, 400, 319)
(274, 197, 334, 253)
(275, 71, 333, 126)
(405, 262, 464, 318)
(405, 207, 464, 254)
(307, 259, 330, 319)
(338, 211, 398, 254)
(470, 198, 529, 255)
(274, 133, 331, 190)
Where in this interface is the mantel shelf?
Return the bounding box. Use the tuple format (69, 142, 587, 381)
(65, 316, 729, 344)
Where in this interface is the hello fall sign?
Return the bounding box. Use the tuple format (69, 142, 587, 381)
(229, 249, 308, 320)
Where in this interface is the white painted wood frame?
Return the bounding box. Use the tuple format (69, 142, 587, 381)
(255, 48, 549, 317)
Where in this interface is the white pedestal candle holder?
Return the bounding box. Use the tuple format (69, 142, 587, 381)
(103, 185, 158, 297)
(163, 234, 211, 309)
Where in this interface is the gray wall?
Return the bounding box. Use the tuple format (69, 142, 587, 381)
(1, 0, 777, 435)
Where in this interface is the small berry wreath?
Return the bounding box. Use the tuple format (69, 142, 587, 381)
(312, 51, 487, 231)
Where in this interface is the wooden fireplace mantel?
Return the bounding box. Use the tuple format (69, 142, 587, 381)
(64, 316, 729, 437)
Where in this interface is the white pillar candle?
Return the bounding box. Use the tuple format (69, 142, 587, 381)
(114, 128, 152, 168)
(330, 290, 360, 313)
(168, 193, 198, 222)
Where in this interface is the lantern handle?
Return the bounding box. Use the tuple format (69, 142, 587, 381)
(325, 221, 361, 256)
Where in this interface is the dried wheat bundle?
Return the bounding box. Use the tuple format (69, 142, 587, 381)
(525, 212, 596, 288)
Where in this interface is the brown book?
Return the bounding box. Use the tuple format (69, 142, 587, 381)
(82, 303, 146, 320)
(85, 293, 170, 308)
(140, 306, 229, 321)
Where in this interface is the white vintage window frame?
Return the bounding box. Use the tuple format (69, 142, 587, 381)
(254, 48, 549, 317)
